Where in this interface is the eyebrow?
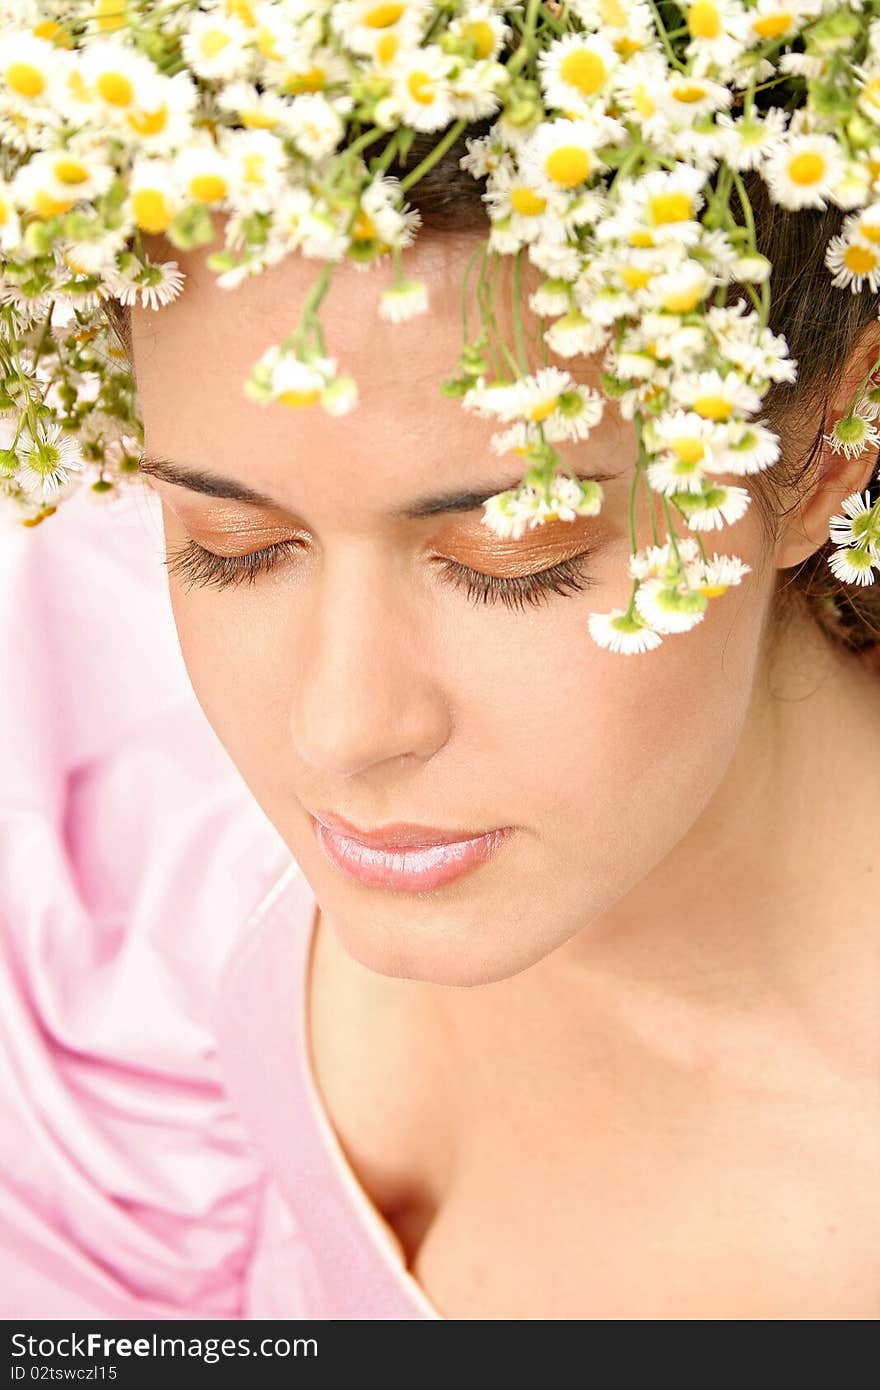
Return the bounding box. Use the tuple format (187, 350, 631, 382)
(138, 452, 620, 519)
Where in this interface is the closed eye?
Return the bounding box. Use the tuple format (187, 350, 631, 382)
(164, 536, 599, 609)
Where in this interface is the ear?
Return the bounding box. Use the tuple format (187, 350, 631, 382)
(775, 317, 880, 572)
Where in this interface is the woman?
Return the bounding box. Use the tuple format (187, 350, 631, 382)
(2, 127, 879, 1319)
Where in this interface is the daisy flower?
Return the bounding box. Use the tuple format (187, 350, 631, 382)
(389, 43, 456, 133)
(127, 157, 182, 236)
(15, 420, 84, 498)
(634, 573, 708, 634)
(378, 279, 429, 322)
(713, 107, 788, 173)
(827, 546, 878, 585)
(825, 227, 880, 294)
(173, 137, 233, 207)
(179, 10, 255, 83)
(763, 131, 847, 211)
(668, 368, 765, 424)
(518, 117, 610, 198)
(823, 411, 880, 461)
(694, 552, 752, 595)
(537, 31, 621, 115)
(670, 480, 752, 529)
(328, 0, 432, 60)
(482, 160, 571, 246)
(587, 608, 664, 655)
(0, 30, 69, 110)
(829, 490, 880, 556)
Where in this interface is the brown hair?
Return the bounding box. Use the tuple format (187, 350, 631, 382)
(105, 118, 880, 657)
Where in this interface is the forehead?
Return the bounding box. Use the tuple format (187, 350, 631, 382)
(129, 225, 618, 523)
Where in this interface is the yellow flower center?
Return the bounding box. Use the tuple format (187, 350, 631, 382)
(0, 196, 7, 224)
(687, 2, 721, 39)
(559, 48, 607, 96)
(662, 282, 704, 313)
(752, 12, 794, 39)
(670, 81, 707, 104)
(53, 158, 89, 184)
(620, 264, 653, 290)
(352, 210, 377, 240)
(242, 152, 266, 184)
(282, 65, 326, 94)
(787, 150, 825, 186)
(544, 145, 591, 187)
(692, 393, 732, 420)
(189, 172, 227, 202)
(857, 218, 880, 243)
(671, 437, 705, 464)
(631, 83, 655, 118)
(701, 582, 729, 597)
(628, 229, 656, 248)
(365, 3, 404, 27)
(649, 190, 691, 224)
(844, 244, 878, 275)
(201, 29, 231, 58)
(278, 388, 322, 407)
(67, 68, 89, 102)
(225, 0, 256, 25)
(34, 190, 73, 217)
(133, 188, 174, 233)
(96, 70, 134, 106)
(96, 0, 127, 33)
(32, 20, 72, 47)
(464, 21, 495, 58)
(598, 0, 627, 25)
(510, 186, 547, 216)
(407, 71, 435, 105)
(376, 33, 399, 64)
(126, 102, 169, 135)
(6, 62, 45, 98)
(241, 106, 276, 129)
(529, 395, 560, 422)
(256, 27, 280, 60)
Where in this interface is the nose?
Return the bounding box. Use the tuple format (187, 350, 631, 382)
(290, 549, 451, 777)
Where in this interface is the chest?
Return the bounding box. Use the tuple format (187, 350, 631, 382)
(307, 919, 880, 1319)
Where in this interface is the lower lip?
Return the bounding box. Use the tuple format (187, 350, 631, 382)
(312, 819, 513, 892)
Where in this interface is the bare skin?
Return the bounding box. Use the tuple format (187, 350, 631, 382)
(131, 220, 880, 1319)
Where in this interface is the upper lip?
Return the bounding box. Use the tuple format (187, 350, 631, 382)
(310, 809, 504, 849)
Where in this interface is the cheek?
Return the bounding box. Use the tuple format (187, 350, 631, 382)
(496, 544, 770, 901)
(168, 582, 289, 774)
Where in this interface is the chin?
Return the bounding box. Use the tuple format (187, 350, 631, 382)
(326, 895, 551, 989)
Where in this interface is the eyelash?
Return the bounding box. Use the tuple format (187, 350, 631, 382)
(164, 538, 598, 611)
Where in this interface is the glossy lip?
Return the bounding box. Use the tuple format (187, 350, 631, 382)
(309, 813, 514, 892)
(310, 807, 504, 849)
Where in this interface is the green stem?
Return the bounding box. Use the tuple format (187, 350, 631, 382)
(398, 117, 469, 193)
(645, 0, 686, 72)
(461, 238, 484, 343)
(511, 248, 530, 374)
(505, 0, 543, 79)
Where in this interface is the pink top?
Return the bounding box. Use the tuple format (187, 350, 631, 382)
(0, 485, 439, 1321)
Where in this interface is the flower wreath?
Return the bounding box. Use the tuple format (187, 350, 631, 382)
(1, 0, 880, 653)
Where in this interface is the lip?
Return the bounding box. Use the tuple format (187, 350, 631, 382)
(309, 811, 514, 892)
(310, 809, 502, 849)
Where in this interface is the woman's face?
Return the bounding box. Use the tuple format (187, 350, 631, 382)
(131, 224, 777, 986)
